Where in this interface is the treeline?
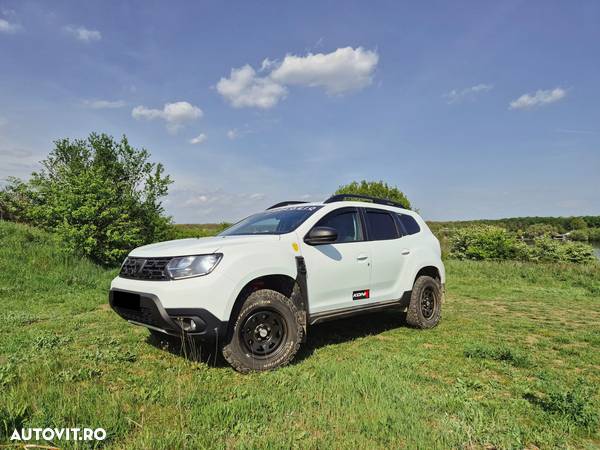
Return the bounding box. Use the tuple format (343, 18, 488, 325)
(428, 216, 600, 234)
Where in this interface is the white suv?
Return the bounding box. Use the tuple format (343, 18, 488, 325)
(109, 195, 445, 372)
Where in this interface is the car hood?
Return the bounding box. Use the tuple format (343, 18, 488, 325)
(129, 234, 281, 258)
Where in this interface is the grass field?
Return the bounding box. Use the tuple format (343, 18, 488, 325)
(1, 220, 599, 449)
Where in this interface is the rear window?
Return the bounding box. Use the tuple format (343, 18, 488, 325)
(366, 210, 398, 240)
(398, 214, 421, 235)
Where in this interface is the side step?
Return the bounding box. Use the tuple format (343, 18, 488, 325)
(308, 292, 411, 325)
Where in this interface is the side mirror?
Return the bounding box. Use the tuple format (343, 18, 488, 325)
(304, 226, 338, 245)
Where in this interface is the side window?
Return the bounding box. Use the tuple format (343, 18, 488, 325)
(398, 214, 421, 235)
(366, 210, 399, 240)
(315, 210, 364, 243)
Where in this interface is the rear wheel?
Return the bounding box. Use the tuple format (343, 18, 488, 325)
(406, 275, 442, 328)
(222, 289, 303, 373)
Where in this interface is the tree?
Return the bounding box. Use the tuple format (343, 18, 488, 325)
(522, 223, 558, 239)
(334, 180, 411, 209)
(569, 217, 588, 231)
(0, 133, 172, 265)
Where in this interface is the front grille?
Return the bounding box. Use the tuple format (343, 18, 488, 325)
(119, 257, 171, 280)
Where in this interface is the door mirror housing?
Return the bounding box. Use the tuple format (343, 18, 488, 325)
(304, 226, 338, 245)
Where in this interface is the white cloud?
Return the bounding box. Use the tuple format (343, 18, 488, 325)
(444, 83, 493, 104)
(132, 105, 163, 120)
(509, 87, 567, 110)
(216, 65, 287, 109)
(132, 101, 203, 133)
(0, 18, 21, 33)
(217, 46, 379, 108)
(555, 128, 596, 135)
(260, 58, 276, 72)
(63, 25, 101, 42)
(83, 99, 126, 109)
(270, 46, 379, 94)
(189, 133, 207, 145)
(227, 125, 257, 140)
(175, 189, 266, 209)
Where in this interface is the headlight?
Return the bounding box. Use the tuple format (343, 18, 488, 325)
(165, 254, 223, 280)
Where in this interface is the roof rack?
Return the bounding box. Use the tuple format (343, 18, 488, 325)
(323, 194, 408, 209)
(266, 201, 309, 210)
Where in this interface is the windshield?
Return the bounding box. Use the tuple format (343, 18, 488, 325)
(220, 205, 323, 236)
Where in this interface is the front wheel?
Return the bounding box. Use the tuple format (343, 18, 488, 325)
(222, 289, 304, 373)
(406, 275, 442, 329)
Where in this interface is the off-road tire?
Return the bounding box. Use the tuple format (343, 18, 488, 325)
(222, 289, 304, 373)
(406, 275, 442, 329)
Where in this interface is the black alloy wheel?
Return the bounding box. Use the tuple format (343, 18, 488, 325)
(420, 286, 436, 319)
(240, 309, 288, 357)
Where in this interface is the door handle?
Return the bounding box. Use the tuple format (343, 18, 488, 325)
(356, 255, 369, 261)
(401, 249, 410, 255)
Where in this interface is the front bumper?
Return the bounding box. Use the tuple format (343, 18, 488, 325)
(109, 289, 227, 341)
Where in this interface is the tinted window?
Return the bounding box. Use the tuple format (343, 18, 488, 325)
(220, 206, 323, 235)
(366, 211, 398, 240)
(398, 214, 421, 235)
(316, 210, 363, 243)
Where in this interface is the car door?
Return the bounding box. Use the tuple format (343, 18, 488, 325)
(363, 208, 408, 302)
(301, 207, 372, 314)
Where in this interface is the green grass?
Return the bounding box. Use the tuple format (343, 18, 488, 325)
(1, 220, 599, 449)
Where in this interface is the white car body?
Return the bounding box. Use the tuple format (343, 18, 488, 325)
(109, 199, 445, 342)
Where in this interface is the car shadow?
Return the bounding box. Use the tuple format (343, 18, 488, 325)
(293, 308, 408, 363)
(145, 332, 228, 368)
(144, 308, 409, 368)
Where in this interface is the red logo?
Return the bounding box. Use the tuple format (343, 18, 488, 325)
(352, 289, 370, 300)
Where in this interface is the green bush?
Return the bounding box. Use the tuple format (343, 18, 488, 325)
(335, 180, 411, 209)
(557, 240, 597, 263)
(522, 223, 558, 239)
(587, 228, 600, 242)
(449, 226, 596, 264)
(527, 237, 595, 263)
(0, 133, 172, 265)
(449, 225, 520, 260)
(569, 229, 589, 241)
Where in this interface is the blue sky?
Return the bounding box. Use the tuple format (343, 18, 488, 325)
(1, 0, 599, 223)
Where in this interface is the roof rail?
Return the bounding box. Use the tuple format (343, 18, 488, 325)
(324, 194, 408, 209)
(266, 201, 308, 210)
